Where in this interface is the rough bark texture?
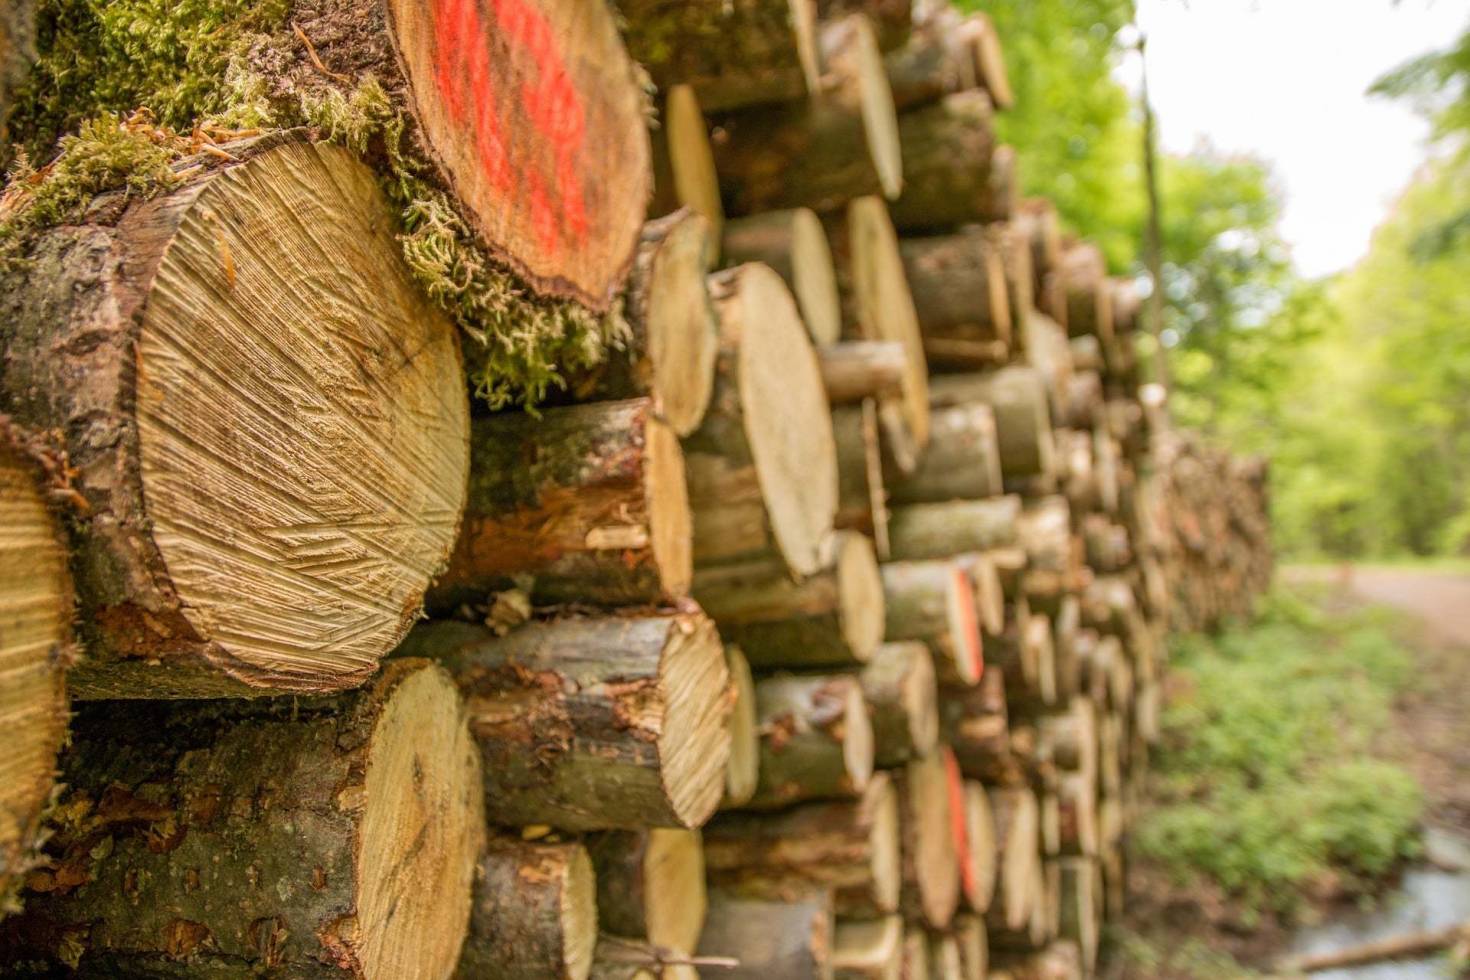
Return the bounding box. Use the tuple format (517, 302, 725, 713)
(890, 92, 1012, 230)
(887, 496, 1021, 562)
(861, 642, 940, 767)
(929, 369, 1057, 482)
(620, 0, 819, 112)
(723, 645, 762, 808)
(899, 230, 1012, 368)
(881, 560, 983, 687)
(896, 751, 962, 929)
(883, 6, 978, 111)
(705, 772, 899, 917)
(587, 829, 707, 955)
(697, 889, 835, 980)
(0, 437, 70, 908)
(430, 398, 691, 609)
(458, 838, 597, 980)
(650, 88, 726, 249)
(0, 138, 469, 700)
(0, 0, 33, 149)
(714, 12, 903, 212)
(396, 613, 731, 830)
(888, 404, 1004, 505)
(693, 531, 885, 669)
(833, 916, 903, 980)
(746, 673, 874, 810)
(683, 263, 838, 578)
(0, 660, 484, 979)
(821, 341, 910, 404)
(723, 208, 843, 346)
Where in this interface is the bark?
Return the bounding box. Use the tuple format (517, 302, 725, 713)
(819, 0, 912, 50)
(883, 8, 978, 111)
(431, 398, 692, 609)
(650, 88, 726, 251)
(458, 838, 597, 980)
(986, 787, 1041, 938)
(992, 223, 1036, 329)
(929, 368, 1056, 482)
(1015, 200, 1063, 302)
(586, 829, 706, 955)
(1019, 496, 1080, 583)
(683, 263, 838, 578)
(566, 211, 720, 436)
(861, 641, 940, 767)
(713, 14, 903, 213)
(896, 751, 962, 930)
(1021, 313, 1075, 424)
(0, 437, 70, 906)
(833, 916, 904, 980)
(887, 496, 1022, 562)
(1061, 373, 1103, 431)
(881, 560, 983, 686)
(396, 612, 731, 830)
(0, 0, 33, 148)
(704, 772, 900, 917)
(620, 0, 819, 112)
(899, 230, 1013, 369)
(723, 645, 762, 808)
(697, 889, 835, 980)
(0, 137, 469, 699)
(693, 531, 885, 668)
(0, 660, 484, 979)
(942, 669, 1017, 786)
(961, 782, 998, 916)
(889, 92, 1012, 231)
(1046, 243, 1113, 345)
(723, 208, 843, 346)
(888, 404, 1004, 506)
(832, 402, 892, 549)
(745, 673, 874, 809)
(821, 341, 911, 404)
(1055, 773, 1098, 858)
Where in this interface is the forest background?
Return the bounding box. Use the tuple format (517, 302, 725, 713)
(964, 0, 1470, 559)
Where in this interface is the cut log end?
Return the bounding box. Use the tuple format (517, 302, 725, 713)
(644, 829, 708, 954)
(901, 751, 962, 929)
(962, 782, 998, 914)
(640, 210, 720, 436)
(833, 916, 904, 980)
(723, 208, 843, 346)
(724, 645, 762, 807)
(838, 531, 888, 664)
(647, 417, 696, 597)
(842, 14, 905, 200)
(466, 839, 598, 980)
(661, 86, 726, 246)
(659, 615, 737, 826)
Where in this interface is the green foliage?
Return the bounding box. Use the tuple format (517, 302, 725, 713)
(1136, 588, 1422, 916)
(1106, 929, 1262, 980)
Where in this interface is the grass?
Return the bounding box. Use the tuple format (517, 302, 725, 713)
(1133, 586, 1424, 921)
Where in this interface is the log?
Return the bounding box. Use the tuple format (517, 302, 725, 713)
(992, 223, 1036, 327)
(0, 435, 70, 906)
(565, 209, 720, 435)
(1019, 496, 1080, 584)
(397, 612, 730, 830)
(430, 397, 692, 609)
(1015, 200, 1063, 302)
(1279, 922, 1470, 974)
(724, 208, 844, 346)
(833, 401, 892, 545)
(704, 772, 900, 916)
(819, 0, 912, 50)
(961, 782, 998, 915)
(1055, 774, 1098, 858)
(883, 8, 978, 111)
(724, 645, 762, 807)
(929, 369, 1056, 482)
(0, 137, 469, 699)
(587, 936, 699, 980)
(1056, 859, 1100, 976)
(621, 0, 820, 112)
(588, 829, 706, 956)
(713, 14, 904, 212)
(889, 92, 1013, 230)
(881, 560, 984, 686)
(747, 672, 875, 809)
(0, 659, 483, 978)
(1021, 314, 1075, 422)
(1040, 792, 1062, 860)
(888, 496, 1022, 562)
(888, 404, 1004, 506)
(855, 643, 936, 767)
(0, 0, 32, 148)
(684, 263, 838, 577)
(899, 230, 1013, 369)
(989, 943, 1083, 980)
(459, 838, 598, 980)
(903, 926, 931, 980)
(954, 915, 990, 980)
(968, 13, 1014, 111)
(651, 87, 726, 248)
(943, 668, 1018, 786)
(822, 341, 911, 404)
(928, 933, 964, 980)
(987, 786, 1041, 937)
(958, 552, 1007, 638)
(697, 889, 835, 980)
(834, 916, 904, 980)
(1047, 243, 1114, 345)
(897, 751, 963, 929)
(693, 530, 885, 668)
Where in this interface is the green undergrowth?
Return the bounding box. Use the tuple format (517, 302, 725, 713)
(1135, 586, 1423, 920)
(2, 1, 620, 408)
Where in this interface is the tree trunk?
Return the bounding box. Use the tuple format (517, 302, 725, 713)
(746, 673, 875, 809)
(713, 15, 903, 212)
(899, 230, 1013, 369)
(697, 889, 835, 980)
(929, 369, 1057, 482)
(888, 404, 1004, 506)
(0, 137, 469, 699)
(0, 660, 483, 979)
(987, 786, 1041, 938)
(650, 88, 726, 251)
(961, 782, 998, 915)
(888, 496, 1022, 562)
(833, 916, 904, 980)
(431, 398, 692, 609)
(832, 402, 892, 550)
(1047, 242, 1114, 345)
(724, 645, 762, 808)
(566, 210, 720, 436)
(897, 751, 962, 930)
(587, 829, 707, 956)
(723, 209, 844, 346)
(861, 641, 940, 767)
(0, 435, 70, 907)
(458, 838, 598, 980)
(881, 560, 984, 686)
(890, 92, 1013, 230)
(396, 612, 730, 830)
(620, 0, 820, 112)
(693, 531, 886, 669)
(704, 772, 900, 917)
(821, 341, 911, 404)
(683, 263, 838, 578)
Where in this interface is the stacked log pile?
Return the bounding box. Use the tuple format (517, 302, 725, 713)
(0, 2, 1270, 979)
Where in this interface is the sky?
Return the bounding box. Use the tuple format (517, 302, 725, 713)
(1126, 0, 1469, 279)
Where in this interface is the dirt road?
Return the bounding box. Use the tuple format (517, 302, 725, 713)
(1346, 565, 1470, 648)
